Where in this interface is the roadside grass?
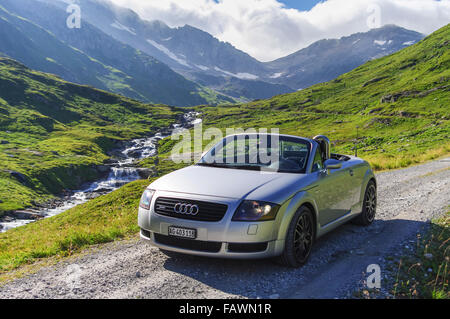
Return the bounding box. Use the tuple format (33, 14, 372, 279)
(0, 179, 150, 280)
(392, 211, 449, 299)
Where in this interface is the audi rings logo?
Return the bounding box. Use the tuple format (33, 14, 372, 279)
(174, 203, 199, 215)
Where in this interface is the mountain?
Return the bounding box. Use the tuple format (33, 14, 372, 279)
(55, 0, 425, 95)
(45, 0, 293, 100)
(0, 0, 235, 106)
(264, 25, 425, 90)
(0, 56, 182, 213)
(0, 0, 425, 103)
(60, 0, 266, 76)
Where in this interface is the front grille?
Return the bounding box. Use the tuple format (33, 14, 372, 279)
(228, 243, 268, 253)
(154, 197, 228, 222)
(154, 234, 222, 253)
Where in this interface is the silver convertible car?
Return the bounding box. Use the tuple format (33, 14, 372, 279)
(138, 134, 377, 267)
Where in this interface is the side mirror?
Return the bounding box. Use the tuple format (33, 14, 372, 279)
(324, 159, 342, 170)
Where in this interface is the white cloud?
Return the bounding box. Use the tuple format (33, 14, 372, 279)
(109, 0, 450, 61)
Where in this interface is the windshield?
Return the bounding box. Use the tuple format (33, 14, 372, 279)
(198, 134, 311, 173)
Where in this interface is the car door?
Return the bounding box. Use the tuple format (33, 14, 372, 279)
(309, 151, 353, 227)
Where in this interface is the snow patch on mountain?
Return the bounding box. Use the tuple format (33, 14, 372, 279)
(374, 40, 387, 46)
(235, 73, 259, 80)
(195, 64, 209, 71)
(146, 39, 190, 67)
(403, 40, 416, 46)
(269, 72, 283, 79)
(110, 21, 136, 36)
(214, 67, 259, 80)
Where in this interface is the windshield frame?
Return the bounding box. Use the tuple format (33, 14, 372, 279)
(196, 134, 312, 174)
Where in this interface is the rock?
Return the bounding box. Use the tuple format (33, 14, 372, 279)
(4, 170, 29, 185)
(424, 253, 433, 260)
(7, 210, 44, 220)
(362, 76, 388, 87)
(84, 193, 102, 200)
(96, 165, 111, 174)
(0, 224, 3, 231)
(1, 215, 14, 222)
(136, 271, 141, 278)
(103, 158, 119, 165)
(126, 150, 141, 158)
(136, 168, 154, 179)
(92, 188, 111, 194)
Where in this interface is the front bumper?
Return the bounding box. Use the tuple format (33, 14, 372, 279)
(140, 228, 284, 259)
(138, 191, 285, 259)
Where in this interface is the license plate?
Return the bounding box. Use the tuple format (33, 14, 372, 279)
(168, 226, 197, 239)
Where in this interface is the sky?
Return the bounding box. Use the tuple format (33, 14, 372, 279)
(280, 0, 324, 11)
(109, 0, 450, 62)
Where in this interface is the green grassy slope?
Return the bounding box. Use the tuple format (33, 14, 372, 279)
(192, 24, 449, 170)
(0, 57, 182, 214)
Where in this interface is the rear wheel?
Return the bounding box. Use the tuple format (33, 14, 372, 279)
(277, 206, 315, 268)
(353, 180, 377, 226)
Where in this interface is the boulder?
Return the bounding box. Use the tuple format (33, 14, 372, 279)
(7, 210, 44, 220)
(103, 158, 119, 165)
(136, 168, 155, 179)
(84, 193, 102, 200)
(92, 187, 111, 193)
(96, 165, 111, 174)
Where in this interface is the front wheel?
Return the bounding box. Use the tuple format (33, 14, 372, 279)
(353, 180, 377, 226)
(277, 206, 315, 268)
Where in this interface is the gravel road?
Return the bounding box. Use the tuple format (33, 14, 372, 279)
(1, 158, 449, 299)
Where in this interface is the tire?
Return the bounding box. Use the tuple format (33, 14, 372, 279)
(277, 206, 315, 268)
(353, 180, 377, 226)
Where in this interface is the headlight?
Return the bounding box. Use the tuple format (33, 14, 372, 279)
(139, 189, 155, 210)
(232, 200, 280, 221)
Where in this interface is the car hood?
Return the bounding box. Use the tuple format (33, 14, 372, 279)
(149, 165, 307, 203)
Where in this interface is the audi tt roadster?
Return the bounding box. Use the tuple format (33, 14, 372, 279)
(138, 134, 377, 267)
